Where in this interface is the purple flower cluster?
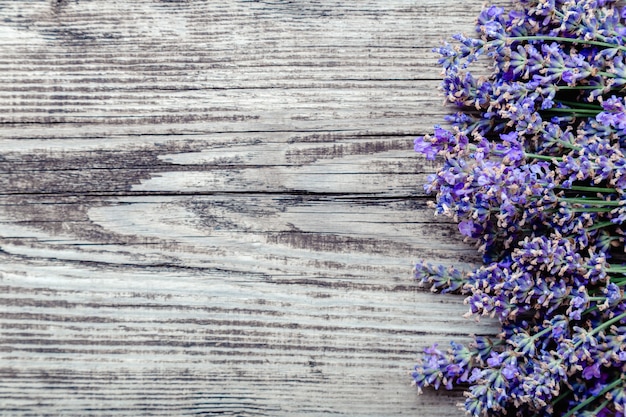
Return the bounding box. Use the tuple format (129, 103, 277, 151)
(412, 1, 626, 416)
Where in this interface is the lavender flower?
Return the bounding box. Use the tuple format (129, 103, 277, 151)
(412, 1, 626, 416)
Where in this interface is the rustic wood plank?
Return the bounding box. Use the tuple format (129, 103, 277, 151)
(0, 1, 497, 415)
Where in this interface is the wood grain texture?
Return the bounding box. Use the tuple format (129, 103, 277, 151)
(0, 1, 498, 415)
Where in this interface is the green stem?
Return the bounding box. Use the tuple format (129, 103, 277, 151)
(561, 197, 622, 206)
(583, 304, 600, 316)
(557, 85, 605, 90)
(588, 294, 626, 302)
(561, 185, 618, 194)
(554, 139, 580, 150)
(538, 132, 581, 150)
(555, 100, 603, 110)
(524, 152, 560, 162)
(589, 310, 626, 337)
(509, 35, 626, 52)
(586, 221, 616, 232)
(530, 326, 552, 342)
(607, 266, 626, 273)
(592, 399, 611, 415)
(542, 107, 600, 116)
(511, 326, 551, 354)
(562, 378, 622, 417)
(599, 71, 618, 79)
(612, 278, 626, 286)
(571, 208, 614, 213)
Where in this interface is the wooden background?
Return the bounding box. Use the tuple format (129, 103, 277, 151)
(0, 1, 498, 415)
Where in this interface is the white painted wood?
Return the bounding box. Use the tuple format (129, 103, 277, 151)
(0, 1, 497, 415)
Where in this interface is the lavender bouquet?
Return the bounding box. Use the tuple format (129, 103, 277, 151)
(412, 1, 626, 416)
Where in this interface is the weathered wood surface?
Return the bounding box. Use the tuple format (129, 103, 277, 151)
(0, 1, 498, 415)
